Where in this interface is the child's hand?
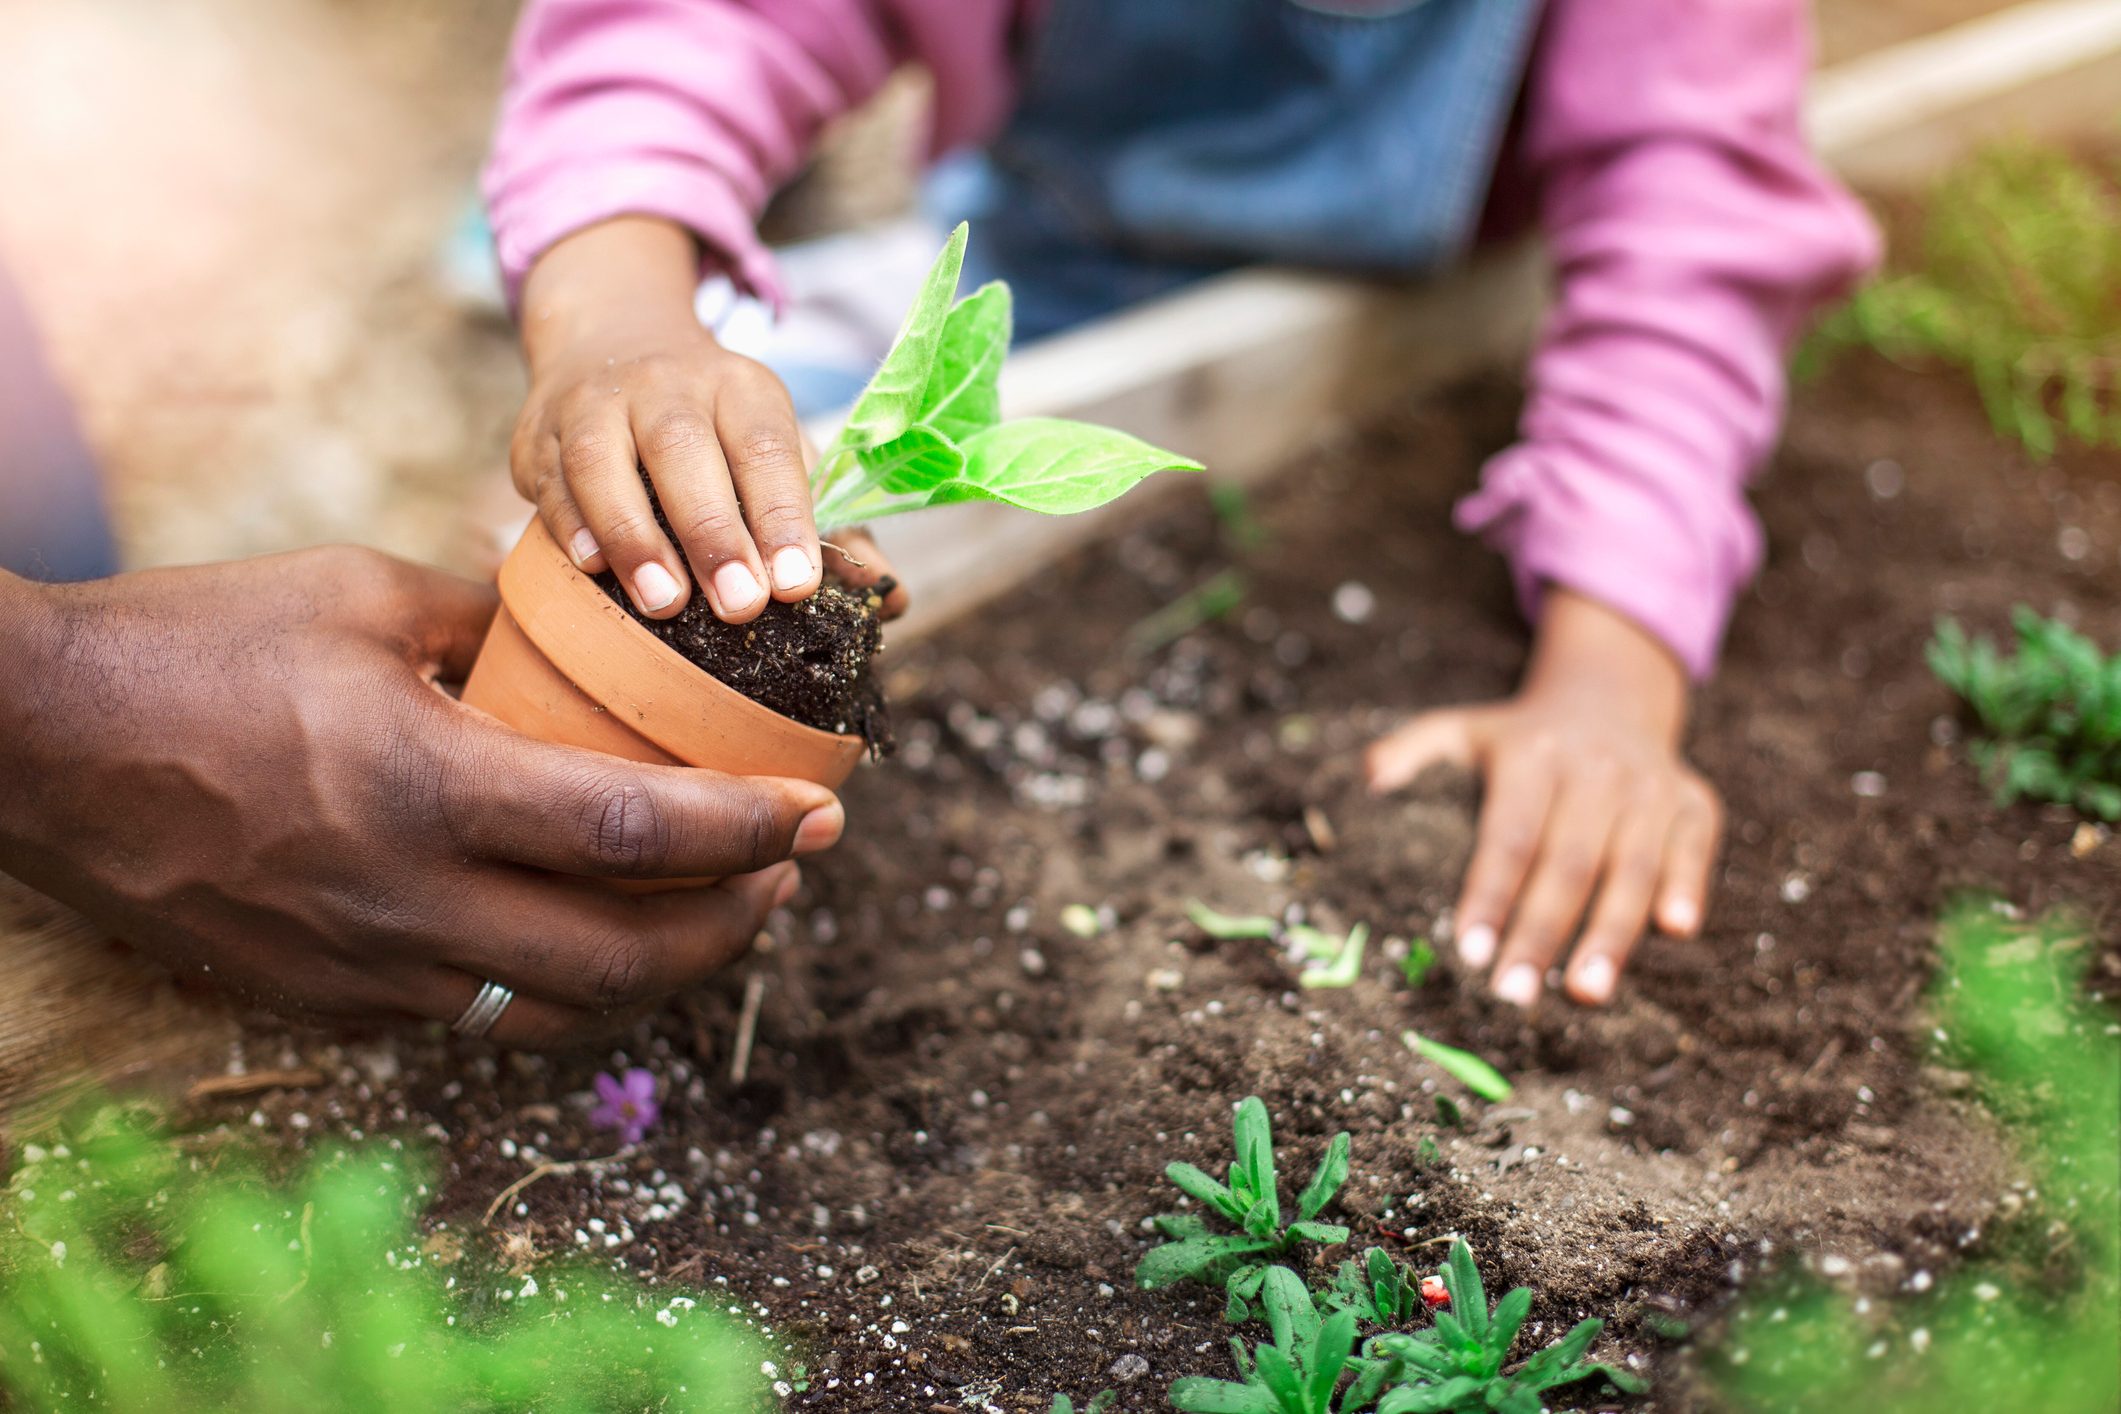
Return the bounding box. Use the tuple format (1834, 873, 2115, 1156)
(1364, 590, 1722, 1009)
(512, 217, 822, 622)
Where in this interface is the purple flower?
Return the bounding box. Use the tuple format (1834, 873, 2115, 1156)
(590, 1068, 660, 1146)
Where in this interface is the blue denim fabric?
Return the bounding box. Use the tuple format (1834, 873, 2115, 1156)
(944, 0, 1544, 340)
(0, 263, 118, 582)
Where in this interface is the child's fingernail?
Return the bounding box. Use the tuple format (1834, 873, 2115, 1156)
(569, 528, 601, 566)
(1574, 955, 1616, 1004)
(712, 560, 763, 613)
(1458, 924, 1496, 968)
(1661, 897, 1700, 934)
(792, 802, 844, 856)
(771, 545, 815, 593)
(633, 562, 681, 612)
(1495, 965, 1540, 1009)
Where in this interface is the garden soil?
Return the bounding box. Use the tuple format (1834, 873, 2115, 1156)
(192, 356, 2118, 1411)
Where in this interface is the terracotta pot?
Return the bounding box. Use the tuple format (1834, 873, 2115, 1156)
(461, 520, 867, 882)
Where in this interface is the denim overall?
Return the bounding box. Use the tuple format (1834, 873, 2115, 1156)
(0, 264, 117, 581)
(950, 0, 1546, 341)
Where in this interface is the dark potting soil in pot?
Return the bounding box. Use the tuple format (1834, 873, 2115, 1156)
(593, 476, 896, 754)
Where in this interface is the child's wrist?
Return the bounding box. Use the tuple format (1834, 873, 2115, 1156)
(519, 216, 708, 365)
(1523, 588, 1689, 738)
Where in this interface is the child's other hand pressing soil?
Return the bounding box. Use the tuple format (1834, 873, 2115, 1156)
(1365, 589, 1722, 1009)
(513, 215, 846, 623)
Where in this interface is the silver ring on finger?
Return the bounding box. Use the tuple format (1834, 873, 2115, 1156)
(451, 980, 515, 1039)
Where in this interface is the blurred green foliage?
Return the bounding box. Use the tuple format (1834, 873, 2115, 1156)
(1811, 140, 2121, 456)
(1707, 899, 2119, 1412)
(0, 1107, 770, 1412)
(1929, 607, 2121, 820)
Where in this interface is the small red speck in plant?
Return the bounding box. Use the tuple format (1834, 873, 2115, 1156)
(1420, 1275, 1450, 1308)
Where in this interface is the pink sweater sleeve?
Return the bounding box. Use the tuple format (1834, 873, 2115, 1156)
(482, 0, 1016, 308)
(1456, 0, 1880, 679)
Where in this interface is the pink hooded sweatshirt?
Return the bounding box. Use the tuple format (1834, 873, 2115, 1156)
(484, 0, 1880, 679)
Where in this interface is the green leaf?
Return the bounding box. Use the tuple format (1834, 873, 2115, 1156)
(1260, 1267, 1321, 1358)
(1398, 937, 1438, 987)
(918, 280, 1010, 442)
(1287, 925, 1345, 962)
(1377, 1376, 1483, 1413)
(1300, 923, 1369, 990)
(1445, 1241, 1489, 1348)
(1251, 1346, 1309, 1411)
(1296, 1133, 1351, 1221)
(1403, 1031, 1515, 1103)
(924, 418, 1204, 516)
(1485, 1286, 1531, 1364)
(1167, 1162, 1241, 1222)
(1137, 1234, 1278, 1290)
(1169, 1377, 1281, 1414)
(830, 222, 967, 455)
(1155, 1213, 1211, 1239)
(1307, 1310, 1357, 1411)
(1233, 1098, 1279, 1227)
(861, 424, 965, 494)
(1285, 1221, 1350, 1247)
(1187, 901, 1280, 940)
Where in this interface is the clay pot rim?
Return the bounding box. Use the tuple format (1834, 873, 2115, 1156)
(497, 518, 867, 769)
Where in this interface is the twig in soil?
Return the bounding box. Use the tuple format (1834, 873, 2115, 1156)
(975, 1246, 1017, 1290)
(731, 973, 767, 1085)
(185, 1068, 325, 1102)
(481, 1151, 630, 1227)
(1124, 568, 1245, 657)
(1803, 1034, 1846, 1081)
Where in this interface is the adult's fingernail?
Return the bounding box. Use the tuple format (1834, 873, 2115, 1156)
(633, 562, 681, 612)
(1458, 924, 1496, 968)
(792, 802, 844, 856)
(713, 560, 763, 613)
(1661, 897, 1700, 934)
(1495, 965, 1540, 1009)
(771, 545, 815, 593)
(569, 528, 601, 566)
(772, 864, 802, 908)
(1574, 955, 1616, 1004)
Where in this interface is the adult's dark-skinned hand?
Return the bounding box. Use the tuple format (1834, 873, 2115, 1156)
(0, 547, 846, 1046)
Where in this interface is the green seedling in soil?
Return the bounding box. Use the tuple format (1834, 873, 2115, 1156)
(1128, 568, 1248, 657)
(1061, 903, 1104, 938)
(809, 223, 1202, 529)
(1137, 1097, 1352, 1311)
(1320, 1249, 1431, 1327)
(1413, 1136, 1445, 1168)
(1395, 938, 1437, 988)
(1431, 1095, 1464, 1130)
(1050, 1393, 1117, 1414)
(1807, 141, 2121, 457)
(1300, 923, 1371, 991)
(1188, 901, 1281, 941)
(1169, 1266, 1363, 1414)
(1402, 1031, 1514, 1104)
(1708, 898, 2118, 1413)
(1345, 1239, 1646, 1414)
(0, 1103, 769, 1413)
(1210, 482, 1269, 551)
(1928, 608, 2120, 820)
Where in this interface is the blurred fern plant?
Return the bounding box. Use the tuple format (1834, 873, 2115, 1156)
(1813, 140, 2121, 456)
(1929, 608, 2121, 820)
(0, 1104, 769, 1412)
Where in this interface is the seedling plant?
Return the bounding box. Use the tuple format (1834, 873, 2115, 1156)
(1929, 608, 2120, 820)
(1137, 1097, 1352, 1320)
(1141, 1096, 1645, 1412)
(808, 223, 1201, 530)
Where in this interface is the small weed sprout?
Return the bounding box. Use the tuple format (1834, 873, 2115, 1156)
(1137, 1097, 1352, 1318)
(1402, 1032, 1514, 1104)
(1395, 939, 1438, 989)
(1347, 1240, 1646, 1413)
(1320, 1249, 1430, 1327)
(1929, 608, 2120, 820)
